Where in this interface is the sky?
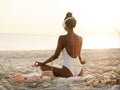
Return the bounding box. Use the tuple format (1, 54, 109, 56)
(0, 0, 120, 49)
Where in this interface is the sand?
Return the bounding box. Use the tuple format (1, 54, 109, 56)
(0, 49, 120, 90)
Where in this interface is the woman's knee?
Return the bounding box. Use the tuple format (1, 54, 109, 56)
(78, 69, 83, 76)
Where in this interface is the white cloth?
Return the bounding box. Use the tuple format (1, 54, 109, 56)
(62, 48, 81, 76)
(63, 17, 75, 28)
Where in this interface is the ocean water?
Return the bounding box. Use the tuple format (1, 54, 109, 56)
(0, 34, 58, 50)
(0, 33, 120, 50)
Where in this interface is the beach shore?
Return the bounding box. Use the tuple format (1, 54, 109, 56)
(0, 49, 120, 90)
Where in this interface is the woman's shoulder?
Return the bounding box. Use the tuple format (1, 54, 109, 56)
(79, 36, 82, 40)
(58, 35, 67, 39)
(75, 34, 82, 40)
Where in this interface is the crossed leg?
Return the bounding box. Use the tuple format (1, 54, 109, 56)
(40, 65, 73, 77)
(40, 65, 83, 77)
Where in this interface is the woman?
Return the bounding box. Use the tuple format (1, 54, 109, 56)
(34, 12, 86, 77)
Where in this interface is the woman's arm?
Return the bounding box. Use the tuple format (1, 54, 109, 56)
(34, 35, 65, 66)
(79, 55, 86, 64)
(78, 37, 86, 64)
(43, 36, 64, 64)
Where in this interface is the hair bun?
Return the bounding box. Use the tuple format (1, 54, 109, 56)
(64, 12, 72, 20)
(66, 12, 72, 17)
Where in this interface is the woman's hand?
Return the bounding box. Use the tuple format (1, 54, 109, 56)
(33, 61, 45, 67)
(80, 60, 86, 64)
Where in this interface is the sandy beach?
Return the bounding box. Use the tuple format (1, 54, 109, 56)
(0, 48, 120, 90)
(1, 0, 120, 89)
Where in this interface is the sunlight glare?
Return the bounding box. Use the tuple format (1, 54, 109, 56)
(83, 36, 118, 49)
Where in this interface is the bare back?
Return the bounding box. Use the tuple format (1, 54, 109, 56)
(64, 33, 82, 58)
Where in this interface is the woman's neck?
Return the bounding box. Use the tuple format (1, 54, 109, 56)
(67, 29, 74, 34)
